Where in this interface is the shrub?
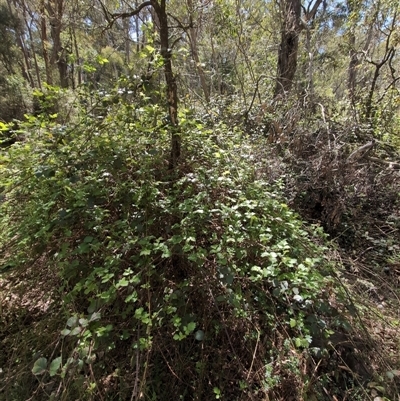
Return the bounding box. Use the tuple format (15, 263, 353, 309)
(1, 95, 339, 400)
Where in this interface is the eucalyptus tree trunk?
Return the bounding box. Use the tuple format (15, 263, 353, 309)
(122, 17, 131, 64)
(46, 0, 69, 88)
(7, 0, 35, 87)
(20, 1, 42, 89)
(40, 0, 52, 85)
(348, 30, 358, 106)
(102, 0, 180, 168)
(274, 0, 301, 97)
(71, 24, 81, 87)
(274, 0, 323, 98)
(154, 0, 180, 168)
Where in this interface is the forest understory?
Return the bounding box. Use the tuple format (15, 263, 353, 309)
(1, 98, 400, 400)
(1, 0, 400, 399)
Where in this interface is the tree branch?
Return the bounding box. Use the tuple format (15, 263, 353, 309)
(305, 0, 323, 21)
(170, 36, 182, 49)
(347, 140, 376, 163)
(111, 1, 153, 20)
(98, 0, 153, 28)
(367, 157, 400, 170)
(167, 13, 193, 31)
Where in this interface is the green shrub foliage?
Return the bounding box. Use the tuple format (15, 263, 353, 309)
(0, 90, 336, 400)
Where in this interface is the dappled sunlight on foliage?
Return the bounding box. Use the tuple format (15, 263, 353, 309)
(1, 0, 400, 398)
(0, 94, 359, 400)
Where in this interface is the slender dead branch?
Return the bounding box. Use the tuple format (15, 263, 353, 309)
(367, 157, 400, 170)
(98, 0, 153, 28)
(347, 140, 376, 163)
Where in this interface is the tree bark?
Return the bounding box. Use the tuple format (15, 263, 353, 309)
(122, 16, 131, 64)
(274, 0, 301, 97)
(154, 0, 180, 168)
(71, 24, 81, 86)
(7, 0, 35, 87)
(101, 0, 180, 168)
(21, 2, 42, 89)
(40, 0, 52, 85)
(348, 31, 358, 105)
(46, 0, 69, 88)
(274, 0, 323, 98)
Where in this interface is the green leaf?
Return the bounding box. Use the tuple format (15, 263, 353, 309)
(96, 55, 109, 65)
(32, 357, 47, 375)
(67, 316, 78, 328)
(0, 122, 9, 131)
(89, 312, 101, 322)
(161, 247, 171, 258)
(290, 319, 297, 328)
(125, 291, 138, 303)
(60, 328, 71, 336)
(116, 277, 129, 288)
(186, 321, 196, 333)
(70, 327, 82, 336)
(49, 357, 62, 377)
(145, 44, 155, 53)
(83, 64, 96, 73)
(251, 265, 262, 273)
(213, 387, 221, 398)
